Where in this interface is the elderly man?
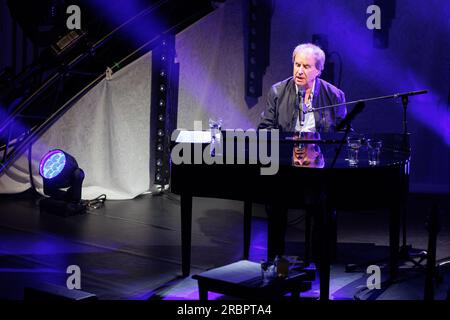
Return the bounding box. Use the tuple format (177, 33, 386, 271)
(259, 43, 347, 260)
(259, 43, 346, 133)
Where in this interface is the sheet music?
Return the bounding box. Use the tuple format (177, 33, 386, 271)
(175, 130, 211, 143)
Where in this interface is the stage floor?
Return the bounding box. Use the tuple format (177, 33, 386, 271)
(0, 189, 449, 300)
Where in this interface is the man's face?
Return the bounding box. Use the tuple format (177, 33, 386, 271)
(293, 50, 321, 89)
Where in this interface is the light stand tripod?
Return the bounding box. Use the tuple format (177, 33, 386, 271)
(396, 93, 429, 269)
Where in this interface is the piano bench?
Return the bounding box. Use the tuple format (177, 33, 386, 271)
(192, 260, 314, 300)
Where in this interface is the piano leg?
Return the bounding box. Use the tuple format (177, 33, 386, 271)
(243, 200, 252, 260)
(318, 191, 331, 301)
(266, 203, 288, 260)
(181, 193, 192, 277)
(389, 202, 401, 280)
(304, 207, 312, 266)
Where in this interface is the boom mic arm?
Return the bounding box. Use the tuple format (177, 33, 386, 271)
(335, 101, 365, 131)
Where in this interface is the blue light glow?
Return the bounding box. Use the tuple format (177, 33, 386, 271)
(39, 150, 66, 179)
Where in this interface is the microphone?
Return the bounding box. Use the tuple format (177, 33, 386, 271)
(335, 101, 365, 131)
(298, 89, 306, 127)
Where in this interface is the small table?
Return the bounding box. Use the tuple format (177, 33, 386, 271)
(192, 260, 315, 300)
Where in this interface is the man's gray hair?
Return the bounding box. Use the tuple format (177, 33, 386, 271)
(292, 43, 326, 71)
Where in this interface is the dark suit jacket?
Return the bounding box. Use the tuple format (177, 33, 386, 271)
(258, 77, 347, 132)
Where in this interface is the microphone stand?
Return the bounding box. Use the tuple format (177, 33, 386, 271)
(321, 89, 431, 277)
(305, 89, 427, 116)
(330, 123, 352, 169)
(306, 90, 426, 164)
(298, 90, 306, 127)
(330, 100, 366, 168)
(401, 95, 409, 135)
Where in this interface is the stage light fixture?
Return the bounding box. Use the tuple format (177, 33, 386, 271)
(39, 149, 86, 216)
(150, 35, 178, 190)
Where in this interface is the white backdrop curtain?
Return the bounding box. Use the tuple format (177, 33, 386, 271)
(0, 53, 152, 200)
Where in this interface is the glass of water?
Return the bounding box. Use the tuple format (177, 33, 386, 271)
(346, 135, 362, 166)
(367, 138, 382, 166)
(260, 261, 277, 285)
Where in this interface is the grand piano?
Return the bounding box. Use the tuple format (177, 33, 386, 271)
(170, 130, 410, 300)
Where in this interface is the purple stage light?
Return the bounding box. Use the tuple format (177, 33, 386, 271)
(38, 149, 86, 215)
(39, 149, 67, 179)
